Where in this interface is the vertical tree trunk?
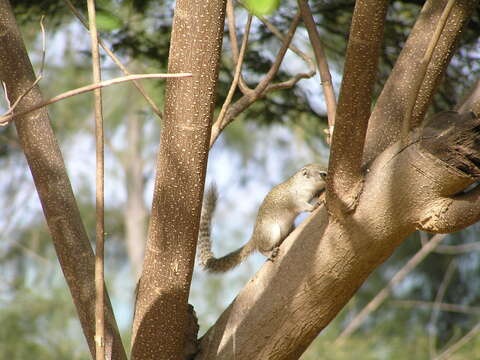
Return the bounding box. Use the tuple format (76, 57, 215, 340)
(131, 0, 227, 358)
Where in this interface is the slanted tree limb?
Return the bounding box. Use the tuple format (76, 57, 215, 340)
(198, 111, 480, 359)
(0, 1, 126, 359)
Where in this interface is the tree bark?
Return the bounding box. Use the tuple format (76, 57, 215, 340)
(197, 111, 480, 360)
(363, 0, 477, 164)
(0, 1, 126, 359)
(327, 0, 388, 213)
(131, 0, 226, 358)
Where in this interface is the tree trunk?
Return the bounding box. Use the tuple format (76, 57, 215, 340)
(131, 0, 227, 358)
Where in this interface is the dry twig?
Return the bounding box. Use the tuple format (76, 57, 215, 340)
(336, 234, 447, 342)
(0, 73, 191, 125)
(297, 0, 336, 143)
(86, 0, 106, 357)
(210, 10, 303, 146)
(420, 232, 480, 254)
(216, 15, 252, 135)
(428, 259, 457, 358)
(63, 0, 163, 118)
(434, 321, 480, 360)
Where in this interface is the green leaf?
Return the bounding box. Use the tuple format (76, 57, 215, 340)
(96, 9, 123, 31)
(245, 0, 281, 15)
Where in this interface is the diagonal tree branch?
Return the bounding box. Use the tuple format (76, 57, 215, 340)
(401, 0, 456, 141)
(0, 1, 126, 359)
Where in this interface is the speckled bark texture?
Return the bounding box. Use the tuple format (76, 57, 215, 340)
(363, 0, 477, 164)
(327, 0, 388, 213)
(0, 1, 126, 359)
(197, 111, 480, 360)
(131, 0, 226, 359)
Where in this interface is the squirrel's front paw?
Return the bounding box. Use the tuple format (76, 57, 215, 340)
(267, 247, 280, 262)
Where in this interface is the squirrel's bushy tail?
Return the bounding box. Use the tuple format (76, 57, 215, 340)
(198, 185, 254, 273)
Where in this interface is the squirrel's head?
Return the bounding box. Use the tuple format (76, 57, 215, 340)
(298, 163, 328, 192)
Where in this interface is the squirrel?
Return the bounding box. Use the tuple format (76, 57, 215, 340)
(197, 164, 328, 272)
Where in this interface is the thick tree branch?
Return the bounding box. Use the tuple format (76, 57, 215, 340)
(198, 111, 480, 359)
(131, 0, 226, 358)
(326, 0, 388, 214)
(401, 0, 456, 141)
(457, 78, 480, 115)
(0, 1, 126, 359)
(363, 0, 478, 164)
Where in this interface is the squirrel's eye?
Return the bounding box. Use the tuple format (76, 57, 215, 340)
(319, 171, 327, 179)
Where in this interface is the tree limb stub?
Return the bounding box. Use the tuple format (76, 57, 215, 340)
(197, 111, 480, 359)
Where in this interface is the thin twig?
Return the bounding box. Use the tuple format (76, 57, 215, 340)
(63, 0, 163, 118)
(216, 15, 252, 133)
(1, 16, 47, 126)
(0, 73, 191, 124)
(226, 0, 253, 95)
(401, 0, 456, 140)
(210, 10, 303, 147)
(64, 0, 163, 119)
(210, 3, 316, 146)
(429, 259, 457, 358)
(392, 300, 480, 314)
(420, 232, 480, 254)
(336, 234, 447, 342)
(86, 0, 105, 357)
(297, 0, 336, 144)
(434, 321, 480, 360)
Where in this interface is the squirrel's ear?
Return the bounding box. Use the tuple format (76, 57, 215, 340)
(301, 168, 309, 177)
